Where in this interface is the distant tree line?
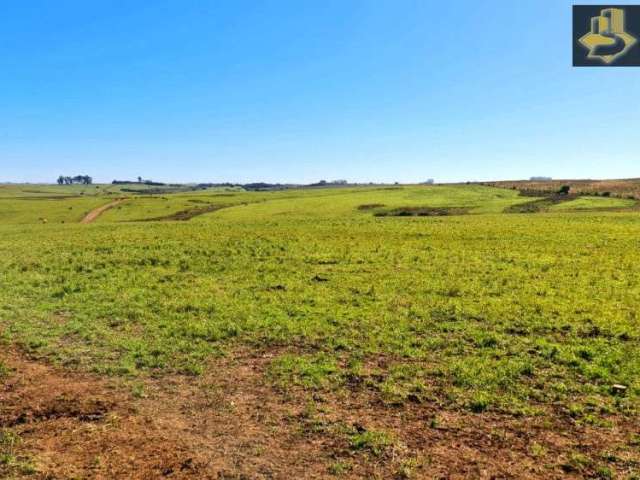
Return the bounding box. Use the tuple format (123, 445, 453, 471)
(197, 182, 291, 191)
(308, 179, 348, 187)
(197, 180, 382, 191)
(196, 182, 236, 188)
(112, 179, 167, 186)
(57, 175, 92, 185)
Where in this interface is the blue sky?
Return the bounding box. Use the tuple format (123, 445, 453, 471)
(1, 0, 638, 184)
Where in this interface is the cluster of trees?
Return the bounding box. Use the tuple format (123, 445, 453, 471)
(57, 175, 93, 185)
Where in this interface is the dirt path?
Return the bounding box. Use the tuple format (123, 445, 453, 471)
(2, 349, 639, 479)
(80, 198, 126, 224)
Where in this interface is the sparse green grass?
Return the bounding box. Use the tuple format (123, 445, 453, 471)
(349, 429, 395, 456)
(0, 429, 37, 477)
(0, 360, 10, 378)
(270, 353, 340, 389)
(595, 465, 614, 479)
(328, 460, 352, 475)
(1, 184, 639, 421)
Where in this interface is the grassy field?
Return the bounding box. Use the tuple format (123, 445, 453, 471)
(1, 184, 640, 478)
(549, 196, 637, 211)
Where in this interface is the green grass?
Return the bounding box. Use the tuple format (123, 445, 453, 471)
(550, 196, 636, 211)
(1, 184, 639, 419)
(0, 196, 113, 224)
(209, 185, 538, 222)
(0, 184, 538, 224)
(0, 184, 245, 224)
(0, 182, 175, 198)
(95, 191, 252, 223)
(0, 183, 112, 198)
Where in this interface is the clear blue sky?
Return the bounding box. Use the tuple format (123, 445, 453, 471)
(1, 0, 638, 184)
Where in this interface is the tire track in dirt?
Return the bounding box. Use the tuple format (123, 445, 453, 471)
(80, 198, 127, 224)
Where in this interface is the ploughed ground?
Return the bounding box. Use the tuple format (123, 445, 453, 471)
(1, 348, 639, 479)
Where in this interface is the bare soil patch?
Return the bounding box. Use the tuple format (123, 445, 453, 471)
(1, 349, 638, 479)
(137, 204, 232, 222)
(0, 349, 333, 479)
(375, 206, 471, 217)
(357, 204, 386, 211)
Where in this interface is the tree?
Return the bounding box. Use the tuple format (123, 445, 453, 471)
(138, 176, 143, 183)
(57, 175, 93, 185)
(558, 185, 571, 195)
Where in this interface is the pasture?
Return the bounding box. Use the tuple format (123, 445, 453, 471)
(1, 183, 639, 479)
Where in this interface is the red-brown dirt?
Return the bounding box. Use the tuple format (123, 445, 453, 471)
(1, 349, 639, 479)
